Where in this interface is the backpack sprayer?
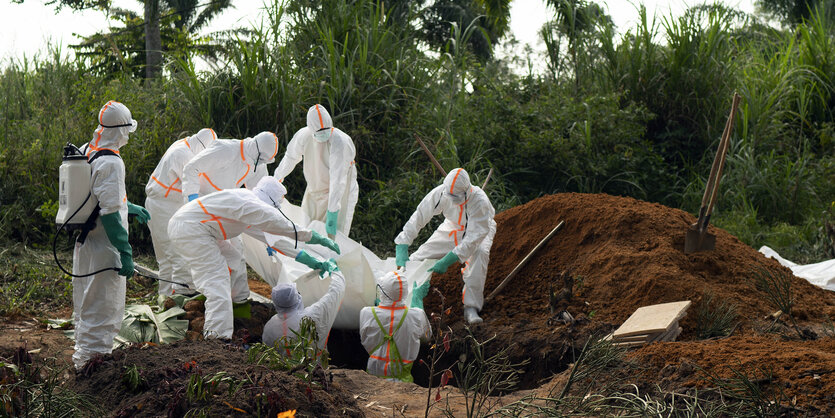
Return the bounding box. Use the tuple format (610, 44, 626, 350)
(52, 143, 189, 288)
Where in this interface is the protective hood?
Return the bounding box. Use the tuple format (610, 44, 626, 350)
(185, 128, 217, 154)
(306, 104, 333, 141)
(242, 131, 279, 166)
(253, 176, 287, 208)
(89, 101, 137, 152)
(271, 283, 304, 313)
(377, 270, 407, 307)
(442, 168, 471, 205)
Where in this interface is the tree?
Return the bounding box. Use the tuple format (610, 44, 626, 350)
(10, 0, 109, 10)
(418, 0, 511, 61)
(542, 0, 612, 93)
(755, 0, 821, 25)
(72, 0, 232, 78)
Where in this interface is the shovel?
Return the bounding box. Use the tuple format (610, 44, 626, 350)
(684, 93, 741, 254)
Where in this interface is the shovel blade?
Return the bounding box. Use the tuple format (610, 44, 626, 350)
(684, 229, 716, 253)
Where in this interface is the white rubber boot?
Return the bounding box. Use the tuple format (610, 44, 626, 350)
(464, 307, 483, 324)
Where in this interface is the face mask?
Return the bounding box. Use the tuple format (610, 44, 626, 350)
(446, 192, 466, 205)
(313, 129, 331, 143)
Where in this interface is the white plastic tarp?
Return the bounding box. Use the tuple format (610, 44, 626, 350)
(759, 246, 835, 291)
(242, 200, 434, 329)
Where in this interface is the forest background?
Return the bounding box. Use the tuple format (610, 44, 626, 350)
(1, 0, 833, 265)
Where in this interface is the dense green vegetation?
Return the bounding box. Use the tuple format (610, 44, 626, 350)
(1, 0, 833, 263)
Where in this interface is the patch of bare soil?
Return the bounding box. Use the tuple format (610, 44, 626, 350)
(627, 335, 835, 415)
(0, 319, 75, 370)
(72, 339, 363, 417)
(423, 193, 835, 389)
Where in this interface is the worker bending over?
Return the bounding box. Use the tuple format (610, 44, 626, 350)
(144, 128, 216, 296)
(273, 104, 358, 238)
(168, 177, 339, 339)
(179, 131, 279, 307)
(359, 271, 431, 382)
(394, 168, 496, 324)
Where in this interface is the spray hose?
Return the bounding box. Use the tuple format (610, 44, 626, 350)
(51, 193, 190, 288)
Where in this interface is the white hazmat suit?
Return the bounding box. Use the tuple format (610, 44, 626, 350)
(168, 177, 315, 339)
(144, 128, 216, 296)
(72, 101, 138, 370)
(359, 271, 431, 382)
(273, 104, 358, 237)
(395, 168, 496, 323)
(262, 273, 346, 350)
(180, 131, 279, 304)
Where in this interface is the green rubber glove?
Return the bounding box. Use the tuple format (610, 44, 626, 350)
(326, 258, 340, 273)
(126, 201, 151, 224)
(428, 251, 459, 274)
(308, 230, 340, 254)
(326, 210, 338, 236)
(395, 244, 409, 267)
(410, 279, 431, 310)
(295, 250, 328, 278)
(100, 212, 134, 278)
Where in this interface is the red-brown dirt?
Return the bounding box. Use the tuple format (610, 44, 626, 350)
(628, 335, 835, 414)
(422, 193, 835, 388)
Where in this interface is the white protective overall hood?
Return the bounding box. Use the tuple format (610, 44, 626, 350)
(307, 104, 333, 143)
(377, 270, 407, 307)
(88, 101, 137, 153)
(442, 168, 471, 206)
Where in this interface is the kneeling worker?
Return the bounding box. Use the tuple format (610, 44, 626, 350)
(359, 271, 431, 382)
(168, 177, 339, 339)
(262, 272, 346, 351)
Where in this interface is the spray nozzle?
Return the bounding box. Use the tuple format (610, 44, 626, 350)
(63, 143, 84, 158)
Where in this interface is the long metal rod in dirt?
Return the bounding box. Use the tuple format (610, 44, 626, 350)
(414, 134, 447, 177)
(485, 220, 565, 304)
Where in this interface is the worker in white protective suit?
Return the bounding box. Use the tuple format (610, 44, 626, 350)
(73, 101, 149, 370)
(273, 104, 359, 237)
(168, 177, 340, 339)
(144, 128, 216, 296)
(394, 168, 496, 324)
(262, 273, 346, 350)
(359, 271, 431, 382)
(180, 131, 280, 307)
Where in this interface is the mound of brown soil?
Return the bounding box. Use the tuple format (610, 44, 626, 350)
(630, 336, 835, 414)
(428, 192, 835, 330)
(73, 340, 362, 417)
(422, 193, 835, 386)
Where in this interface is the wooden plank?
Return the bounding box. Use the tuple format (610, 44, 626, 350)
(649, 324, 681, 343)
(612, 332, 663, 343)
(612, 301, 691, 338)
(611, 324, 684, 348)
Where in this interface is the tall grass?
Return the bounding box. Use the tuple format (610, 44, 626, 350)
(0, 0, 833, 264)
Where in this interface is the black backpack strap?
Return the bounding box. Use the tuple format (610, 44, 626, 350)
(77, 149, 120, 244)
(87, 149, 120, 164)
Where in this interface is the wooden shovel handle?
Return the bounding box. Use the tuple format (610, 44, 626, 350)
(485, 220, 565, 304)
(414, 134, 447, 177)
(704, 93, 741, 222)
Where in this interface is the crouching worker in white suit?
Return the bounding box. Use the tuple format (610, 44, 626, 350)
(359, 271, 431, 382)
(145, 128, 217, 296)
(168, 177, 340, 339)
(262, 273, 346, 351)
(394, 168, 496, 324)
